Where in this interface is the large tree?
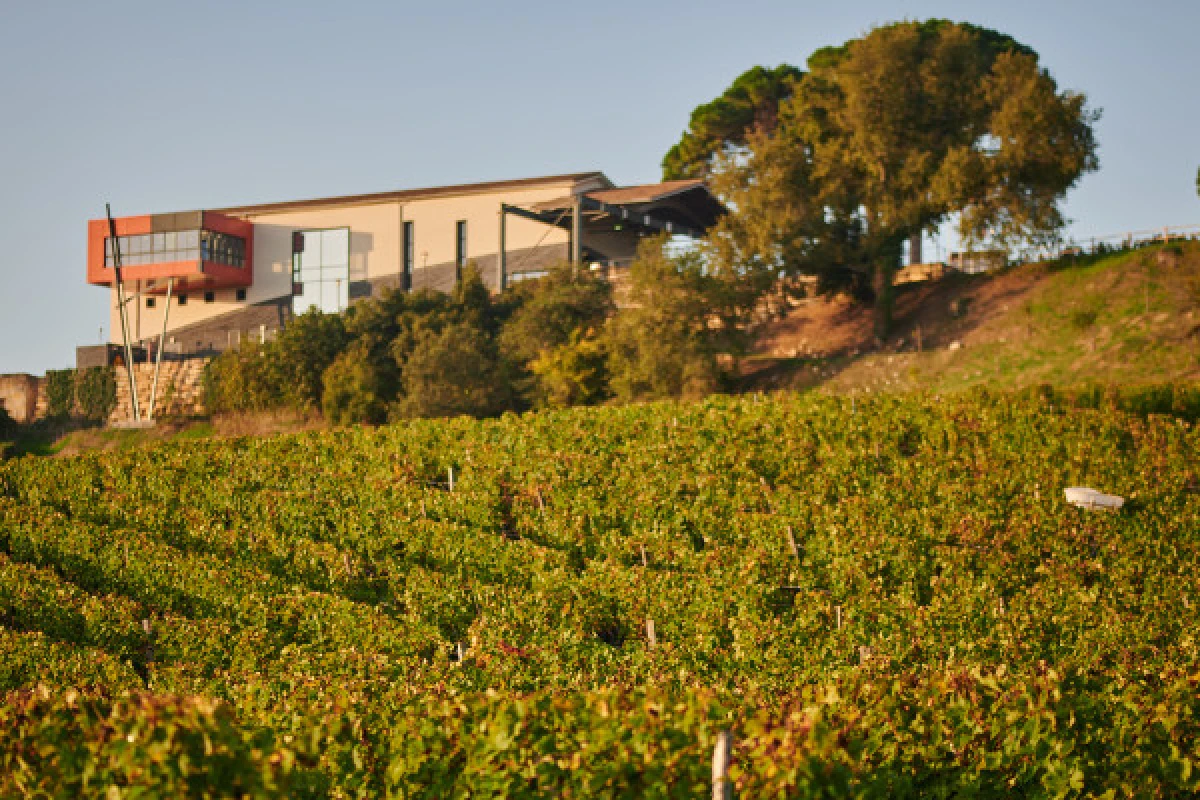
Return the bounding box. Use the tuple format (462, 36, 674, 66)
(662, 64, 804, 181)
(704, 20, 1099, 337)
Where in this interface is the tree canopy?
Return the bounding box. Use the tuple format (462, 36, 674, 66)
(697, 19, 1099, 337)
(661, 64, 804, 181)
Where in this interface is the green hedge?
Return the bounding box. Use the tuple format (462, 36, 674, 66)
(42, 368, 116, 423)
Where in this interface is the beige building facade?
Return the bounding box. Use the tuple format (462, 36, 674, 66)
(89, 172, 723, 358)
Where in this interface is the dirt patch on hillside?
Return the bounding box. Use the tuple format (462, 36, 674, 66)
(754, 264, 1047, 360)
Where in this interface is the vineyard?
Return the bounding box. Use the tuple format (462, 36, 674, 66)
(0, 385, 1197, 796)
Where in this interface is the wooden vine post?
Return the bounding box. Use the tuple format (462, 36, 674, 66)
(712, 729, 733, 800)
(645, 618, 657, 648)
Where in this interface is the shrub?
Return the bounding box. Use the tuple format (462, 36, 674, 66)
(74, 368, 117, 423)
(267, 310, 350, 409)
(203, 343, 276, 413)
(393, 321, 510, 419)
(45, 370, 75, 418)
(604, 240, 723, 402)
(528, 332, 610, 409)
(321, 341, 387, 425)
(498, 264, 613, 366)
(204, 310, 349, 414)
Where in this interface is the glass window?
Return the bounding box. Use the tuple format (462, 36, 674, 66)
(291, 227, 350, 315)
(153, 233, 166, 255)
(300, 232, 322, 271)
(403, 221, 414, 289)
(321, 227, 349, 266)
(456, 220, 467, 269)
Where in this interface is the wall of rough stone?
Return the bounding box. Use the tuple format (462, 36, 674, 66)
(0, 374, 40, 424)
(111, 359, 209, 423)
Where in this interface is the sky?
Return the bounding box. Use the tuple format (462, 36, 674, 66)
(1, 0, 1198, 375)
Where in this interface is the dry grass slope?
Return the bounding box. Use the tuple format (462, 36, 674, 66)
(748, 241, 1200, 393)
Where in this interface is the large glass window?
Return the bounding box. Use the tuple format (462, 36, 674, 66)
(291, 228, 349, 315)
(455, 220, 467, 274)
(104, 228, 243, 268)
(403, 221, 414, 289)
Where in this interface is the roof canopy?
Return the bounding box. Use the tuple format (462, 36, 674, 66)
(522, 179, 726, 238)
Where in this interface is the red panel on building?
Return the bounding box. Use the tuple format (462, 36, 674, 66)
(86, 211, 254, 293)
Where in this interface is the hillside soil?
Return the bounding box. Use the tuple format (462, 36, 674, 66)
(743, 241, 1200, 393)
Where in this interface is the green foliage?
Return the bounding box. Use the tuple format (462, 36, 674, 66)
(394, 319, 510, 419)
(604, 239, 732, 402)
(204, 264, 622, 421)
(662, 64, 804, 180)
(73, 367, 116, 424)
(528, 332, 610, 409)
(44, 370, 75, 419)
(707, 19, 1099, 337)
(0, 406, 14, 440)
(321, 340, 388, 425)
(498, 263, 613, 408)
(0, 386, 1198, 792)
(42, 368, 116, 424)
(203, 342, 276, 413)
(204, 310, 349, 414)
(269, 310, 351, 409)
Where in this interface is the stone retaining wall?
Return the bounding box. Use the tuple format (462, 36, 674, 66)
(111, 359, 209, 423)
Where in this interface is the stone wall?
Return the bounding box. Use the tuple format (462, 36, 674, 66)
(0, 374, 40, 424)
(111, 359, 209, 423)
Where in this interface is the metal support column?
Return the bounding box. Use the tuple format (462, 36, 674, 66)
(498, 204, 507, 292)
(106, 204, 141, 422)
(147, 277, 174, 420)
(571, 195, 583, 270)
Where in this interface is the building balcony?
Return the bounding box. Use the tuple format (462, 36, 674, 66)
(87, 210, 253, 293)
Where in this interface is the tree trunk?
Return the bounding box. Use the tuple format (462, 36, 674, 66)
(872, 262, 896, 342)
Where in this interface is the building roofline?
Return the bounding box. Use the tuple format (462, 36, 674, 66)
(213, 171, 611, 216)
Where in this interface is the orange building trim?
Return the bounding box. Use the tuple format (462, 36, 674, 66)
(86, 211, 254, 292)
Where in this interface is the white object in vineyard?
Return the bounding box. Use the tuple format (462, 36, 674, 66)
(1064, 487, 1124, 511)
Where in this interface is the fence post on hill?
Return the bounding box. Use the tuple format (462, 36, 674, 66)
(786, 526, 799, 559)
(640, 543, 648, 568)
(447, 467, 455, 492)
(712, 729, 733, 800)
(645, 618, 656, 648)
(835, 605, 842, 630)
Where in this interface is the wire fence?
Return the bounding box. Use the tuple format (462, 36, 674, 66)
(1036, 223, 1200, 262)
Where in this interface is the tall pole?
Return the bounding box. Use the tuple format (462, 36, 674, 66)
(147, 277, 174, 420)
(106, 204, 141, 422)
(498, 204, 507, 292)
(571, 195, 583, 273)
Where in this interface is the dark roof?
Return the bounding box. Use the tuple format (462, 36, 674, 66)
(530, 179, 727, 235)
(215, 171, 610, 216)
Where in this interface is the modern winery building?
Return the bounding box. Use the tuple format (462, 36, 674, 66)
(85, 171, 725, 359)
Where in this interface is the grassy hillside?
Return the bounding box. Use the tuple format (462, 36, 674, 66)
(0, 387, 1197, 795)
(750, 241, 1200, 394)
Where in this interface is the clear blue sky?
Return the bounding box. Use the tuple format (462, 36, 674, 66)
(2, 0, 1197, 375)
